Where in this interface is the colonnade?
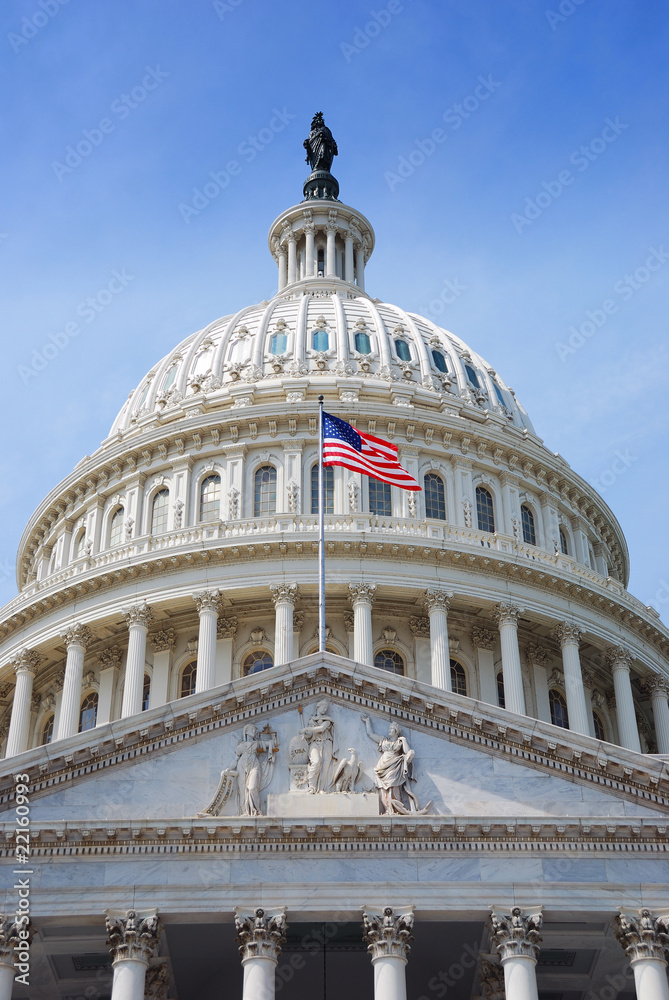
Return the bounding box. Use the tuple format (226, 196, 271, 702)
(1, 907, 667, 1000)
(4, 586, 669, 759)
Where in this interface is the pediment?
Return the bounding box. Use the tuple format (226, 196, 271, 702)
(3, 654, 668, 831)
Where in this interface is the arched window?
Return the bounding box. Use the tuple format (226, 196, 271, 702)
(79, 693, 98, 733)
(313, 328, 329, 351)
(270, 332, 287, 355)
(374, 649, 405, 675)
(476, 486, 495, 533)
(200, 474, 221, 522)
(492, 381, 506, 407)
(243, 650, 274, 675)
(464, 364, 481, 389)
(162, 365, 178, 390)
(395, 339, 411, 362)
(549, 690, 569, 729)
(151, 489, 169, 534)
(41, 714, 54, 746)
(109, 507, 124, 546)
(142, 674, 151, 712)
(311, 464, 334, 514)
(450, 659, 467, 696)
(559, 527, 569, 555)
(369, 478, 391, 516)
(254, 465, 277, 516)
(431, 349, 448, 373)
(521, 504, 536, 546)
(592, 710, 606, 741)
(180, 661, 197, 698)
(497, 671, 505, 708)
(75, 529, 87, 559)
(317, 248, 325, 277)
(424, 473, 446, 520)
(355, 331, 371, 354)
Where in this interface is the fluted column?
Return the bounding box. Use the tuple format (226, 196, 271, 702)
(235, 907, 287, 1000)
(0, 916, 27, 1000)
(270, 584, 298, 667)
(106, 909, 160, 1000)
(362, 907, 414, 1000)
(6, 650, 41, 758)
(355, 242, 366, 290)
(647, 676, 669, 755)
(345, 233, 355, 282)
(326, 223, 337, 276)
(304, 223, 315, 277)
(287, 233, 297, 284)
(277, 248, 287, 290)
(349, 583, 376, 666)
(489, 907, 543, 1000)
(493, 604, 526, 716)
(424, 590, 453, 691)
(121, 604, 153, 719)
(606, 646, 641, 752)
(615, 909, 669, 1000)
(194, 590, 221, 693)
(553, 623, 590, 736)
(57, 624, 93, 741)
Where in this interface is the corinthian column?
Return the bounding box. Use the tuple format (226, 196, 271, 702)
(647, 676, 669, 755)
(553, 623, 590, 736)
(121, 604, 153, 719)
(362, 907, 414, 1000)
(349, 583, 377, 666)
(105, 909, 160, 1000)
(193, 590, 221, 693)
(57, 624, 93, 741)
(0, 916, 27, 1000)
(489, 906, 543, 1000)
(615, 909, 669, 1000)
(235, 907, 287, 1000)
(492, 604, 526, 716)
(6, 650, 41, 758)
(424, 590, 453, 691)
(270, 584, 298, 667)
(606, 646, 641, 752)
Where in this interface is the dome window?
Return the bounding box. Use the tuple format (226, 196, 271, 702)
(151, 488, 169, 535)
(549, 690, 569, 729)
(593, 710, 606, 741)
(135, 381, 152, 410)
(424, 473, 446, 520)
(395, 339, 411, 362)
(75, 528, 87, 559)
(317, 248, 325, 277)
(520, 504, 536, 546)
(450, 659, 467, 696)
(270, 332, 287, 355)
(496, 671, 505, 708)
(41, 714, 54, 746)
(311, 463, 334, 514)
(559, 528, 569, 556)
(464, 364, 481, 389)
(254, 465, 277, 517)
(369, 478, 391, 517)
(244, 650, 274, 675)
(142, 674, 151, 712)
(374, 649, 405, 675)
(79, 693, 98, 733)
(431, 349, 448, 373)
(180, 660, 197, 698)
(200, 475, 221, 523)
(109, 507, 125, 547)
(475, 486, 495, 533)
(492, 381, 506, 407)
(312, 329, 329, 351)
(162, 365, 178, 390)
(355, 331, 371, 355)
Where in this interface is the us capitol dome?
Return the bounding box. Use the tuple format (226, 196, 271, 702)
(0, 114, 668, 1000)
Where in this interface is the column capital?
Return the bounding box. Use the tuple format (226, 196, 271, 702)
(646, 674, 669, 697)
(150, 629, 177, 653)
(193, 589, 221, 614)
(525, 642, 550, 667)
(349, 582, 377, 606)
(270, 583, 299, 607)
(409, 616, 431, 638)
(478, 959, 505, 1000)
(424, 589, 453, 613)
(123, 602, 153, 630)
(344, 611, 355, 633)
(362, 906, 414, 961)
(492, 603, 524, 628)
(615, 908, 669, 963)
(472, 627, 495, 651)
(62, 623, 94, 650)
(217, 616, 238, 639)
(105, 909, 160, 966)
(11, 648, 41, 676)
(606, 645, 633, 671)
(234, 907, 287, 963)
(489, 906, 543, 961)
(0, 915, 28, 964)
(553, 622, 583, 646)
(98, 645, 123, 670)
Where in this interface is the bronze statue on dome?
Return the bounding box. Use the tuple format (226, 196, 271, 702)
(304, 112, 338, 173)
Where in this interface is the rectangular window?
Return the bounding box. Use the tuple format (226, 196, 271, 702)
(311, 464, 334, 514)
(369, 477, 392, 516)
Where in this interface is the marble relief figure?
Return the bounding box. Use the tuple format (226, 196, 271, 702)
(361, 715, 432, 815)
(200, 723, 278, 817)
(298, 699, 336, 793)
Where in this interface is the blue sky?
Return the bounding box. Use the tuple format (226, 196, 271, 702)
(0, 0, 667, 620)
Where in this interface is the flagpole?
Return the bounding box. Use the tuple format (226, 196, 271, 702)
(318, 395, 326, 653)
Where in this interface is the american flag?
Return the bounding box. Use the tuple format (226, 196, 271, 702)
(322, 412, 421, 491)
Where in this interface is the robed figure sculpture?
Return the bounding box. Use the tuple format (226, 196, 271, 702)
(304, 112, 338, 173)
